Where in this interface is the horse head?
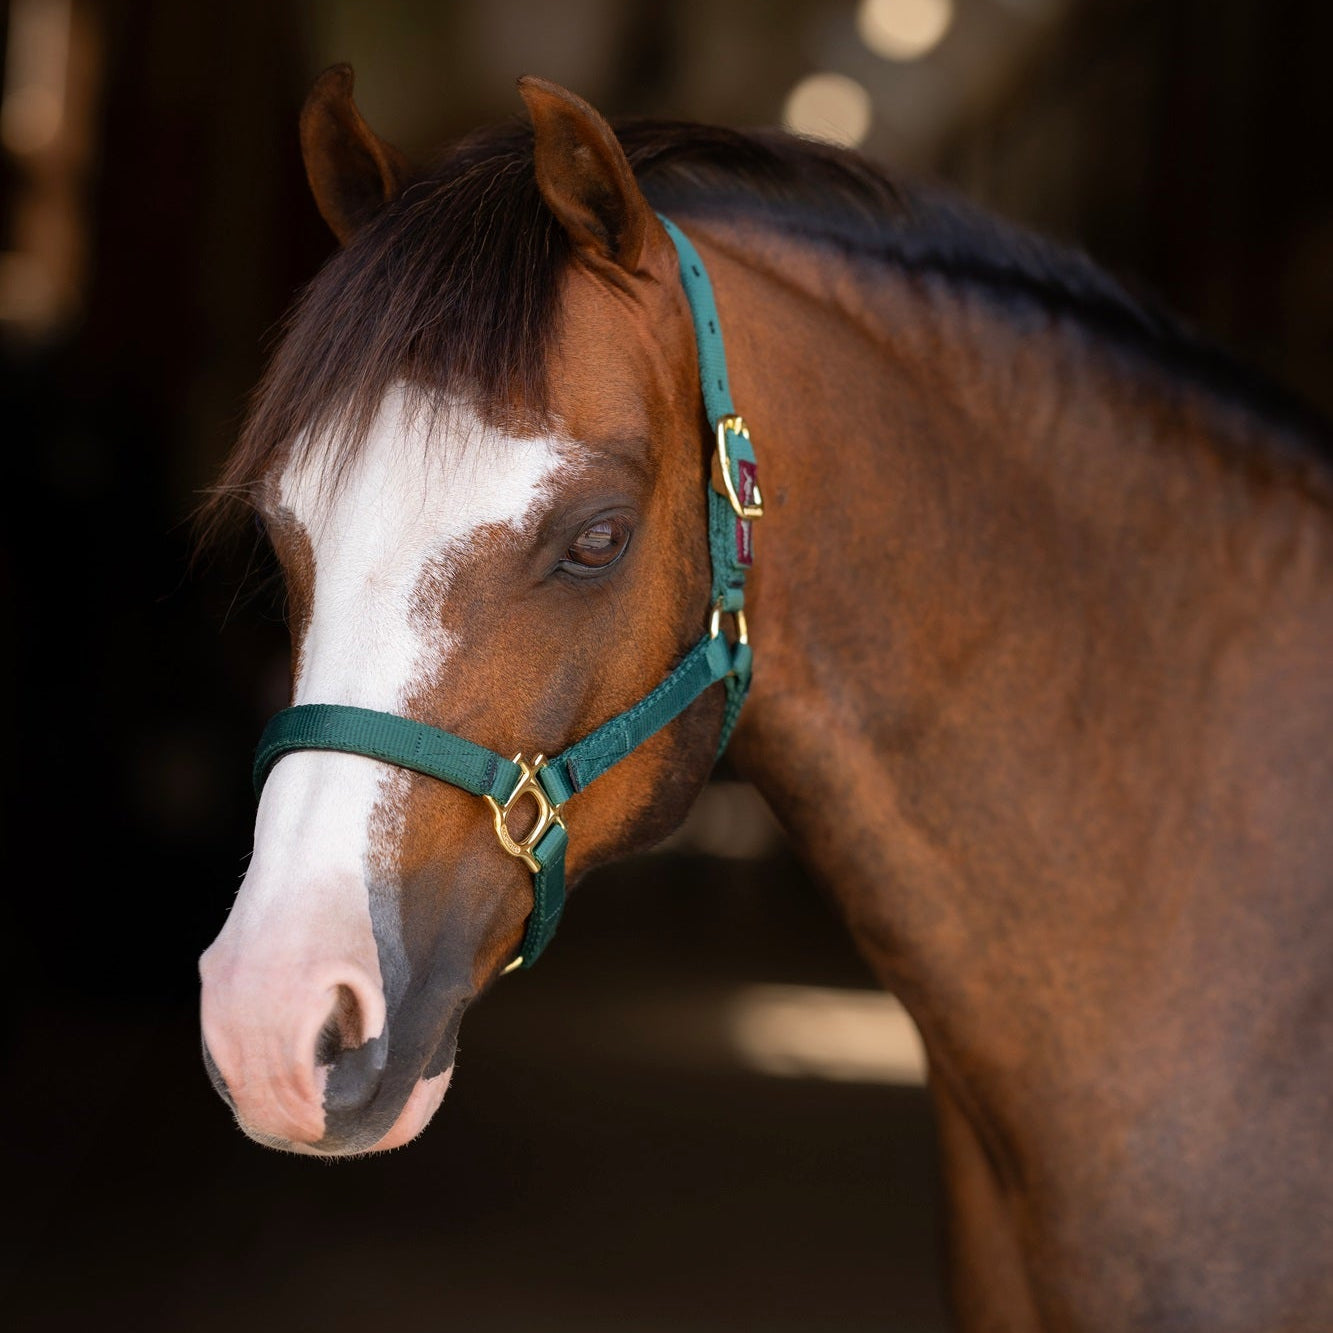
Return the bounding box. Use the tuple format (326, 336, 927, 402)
(199, 69, 740, 1154)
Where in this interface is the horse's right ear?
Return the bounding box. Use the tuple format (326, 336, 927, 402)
(299, 64, 409, 245)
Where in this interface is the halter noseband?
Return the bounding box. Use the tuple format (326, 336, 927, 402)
(252, 215, 761, 971)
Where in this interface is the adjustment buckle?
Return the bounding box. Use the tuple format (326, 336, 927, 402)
(484, 754, 566, 875)
(713, 415, 764, 520)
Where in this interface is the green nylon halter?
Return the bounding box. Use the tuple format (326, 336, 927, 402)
(253, 214, 761, 970)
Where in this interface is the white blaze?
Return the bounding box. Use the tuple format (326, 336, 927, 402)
(261, 385, 568, 935)
(201, 388, 568, 1147)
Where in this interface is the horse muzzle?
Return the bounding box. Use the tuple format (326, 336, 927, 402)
(199, 926, 466, 1156)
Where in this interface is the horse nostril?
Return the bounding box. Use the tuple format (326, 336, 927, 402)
(315, 983, 365, 1067)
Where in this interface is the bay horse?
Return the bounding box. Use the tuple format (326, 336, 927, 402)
(198, 65, 1333, 1332)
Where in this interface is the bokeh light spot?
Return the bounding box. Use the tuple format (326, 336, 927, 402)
(782, 72, 873, 148)
(856, 0, 954, 62)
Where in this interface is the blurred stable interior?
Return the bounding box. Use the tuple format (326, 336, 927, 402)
(2, 3, 1329, 1331)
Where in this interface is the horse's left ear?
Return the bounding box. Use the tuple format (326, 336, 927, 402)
(519, 75, 665, 277)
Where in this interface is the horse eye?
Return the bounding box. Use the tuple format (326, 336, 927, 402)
(565, 516, 630, 570)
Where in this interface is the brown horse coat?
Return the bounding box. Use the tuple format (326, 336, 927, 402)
(200, 69, 1333, 1331)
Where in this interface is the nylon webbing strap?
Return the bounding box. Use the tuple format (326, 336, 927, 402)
(657, 214, 756, 748)
(251, 212, 757, 972)
(656, 214, 756, 616)
(254, 704, 521, 801)
(525, 823, 567, 965)
(539, 633, 735, 806)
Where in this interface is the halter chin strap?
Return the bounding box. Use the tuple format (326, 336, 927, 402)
(252, 214, 760, 971)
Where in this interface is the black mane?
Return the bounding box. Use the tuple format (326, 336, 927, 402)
(208, 115, 1329, 527)
(625, 121, 1329, 451)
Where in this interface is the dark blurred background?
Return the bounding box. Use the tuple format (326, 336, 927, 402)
(1, 2, 1328, 1330)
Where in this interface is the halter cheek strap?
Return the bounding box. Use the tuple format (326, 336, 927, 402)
(252, 214, 761, 971)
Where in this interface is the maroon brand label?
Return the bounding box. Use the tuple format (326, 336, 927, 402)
(735, 459, 758, 566)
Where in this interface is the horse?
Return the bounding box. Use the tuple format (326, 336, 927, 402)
(197, 65, 1333, 1332)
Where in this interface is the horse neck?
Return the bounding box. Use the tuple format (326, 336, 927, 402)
(689, 217, 1333, 1069)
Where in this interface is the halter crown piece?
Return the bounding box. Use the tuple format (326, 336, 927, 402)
(252, 215, 761, 970)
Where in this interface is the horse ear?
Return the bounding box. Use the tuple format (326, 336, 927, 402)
(518, 75, 659, 275)
(299, 64, 410, 245)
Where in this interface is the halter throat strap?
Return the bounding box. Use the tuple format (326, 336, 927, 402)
(253, 214, 759, 970)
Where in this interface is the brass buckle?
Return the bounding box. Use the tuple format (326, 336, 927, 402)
(483, 754, 566, 875)
(713, 415, 764, 520)
(709, 601, 749, 646)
